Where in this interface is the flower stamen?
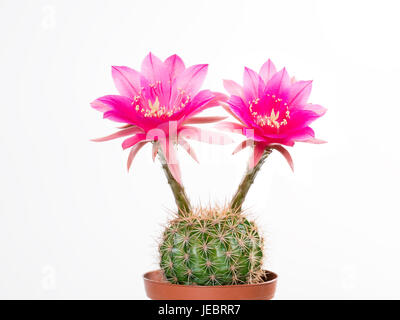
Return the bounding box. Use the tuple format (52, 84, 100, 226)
(131, 90, 191, 119)
(249, 95, 291, 129)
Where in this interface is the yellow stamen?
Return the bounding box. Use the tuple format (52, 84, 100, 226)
(148, 96, 160, 114)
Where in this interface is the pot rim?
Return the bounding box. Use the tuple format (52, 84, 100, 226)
(143, 269, 278, 288)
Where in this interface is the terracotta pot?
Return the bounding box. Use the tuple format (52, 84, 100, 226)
(143, 269, 278, 300)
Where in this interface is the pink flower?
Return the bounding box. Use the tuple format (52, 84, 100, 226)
(91, 53, 229, 183)
(219, 59, 327, 169)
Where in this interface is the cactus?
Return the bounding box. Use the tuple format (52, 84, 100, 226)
(159, 207, 265, 285)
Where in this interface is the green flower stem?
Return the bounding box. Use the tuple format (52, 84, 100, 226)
(230, 148, 272, 212)
(158, 148, 192, 215)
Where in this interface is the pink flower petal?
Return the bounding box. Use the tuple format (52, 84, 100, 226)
(266, 68, 290, 97)
(227, 96, 262, 130)
(270, 144, 294, 172)
(187, 91, 226, 113)
(232, 139, 254, 155)
(178, 138, 199, 163)
(118, 124, 135, 129)
(164, 54, 185, 79)
(284, 110, 321, 132)
(122, 133, 147, 150)
(91, 126, 144, 142)
(177, 90, 215, 120)
(175, 64, 208, 96)
(91, 95, 139, 124)
(91, 98, 114, 113)
(259, 59, 277, 84)
(141, 52, 167, 82)
(243, 127, 266, 142)
(303, 138, 327, 144)
(183, 116, 227, 125)
(102, 111, 129, 123)
(179, 126, 234, 145)
(141, 52, 171, 104)
(112, 66, 141, 98)
(288, 80, 313, 106)
(223, 80, 243, 97)
(127, 141, 148, 171)
(243, 67, 263, 102)
(283, 126, 316, 145)
(303, 104, 327, 116)
(215, 121, 245, 134)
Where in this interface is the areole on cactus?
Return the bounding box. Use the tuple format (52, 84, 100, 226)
(91, 54, 326, 289)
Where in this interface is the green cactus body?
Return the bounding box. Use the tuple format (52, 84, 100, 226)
(159, 209, 264, 285)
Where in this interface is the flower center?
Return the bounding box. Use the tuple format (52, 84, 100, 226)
(249, 94, 290, 129)
(131, 82, 191, 119)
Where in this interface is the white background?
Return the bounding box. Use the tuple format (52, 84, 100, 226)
(1, 0, 400, 299)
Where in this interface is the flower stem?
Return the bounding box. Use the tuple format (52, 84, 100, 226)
(230, 148, 272, 212)
(158, 149, 192, 215)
